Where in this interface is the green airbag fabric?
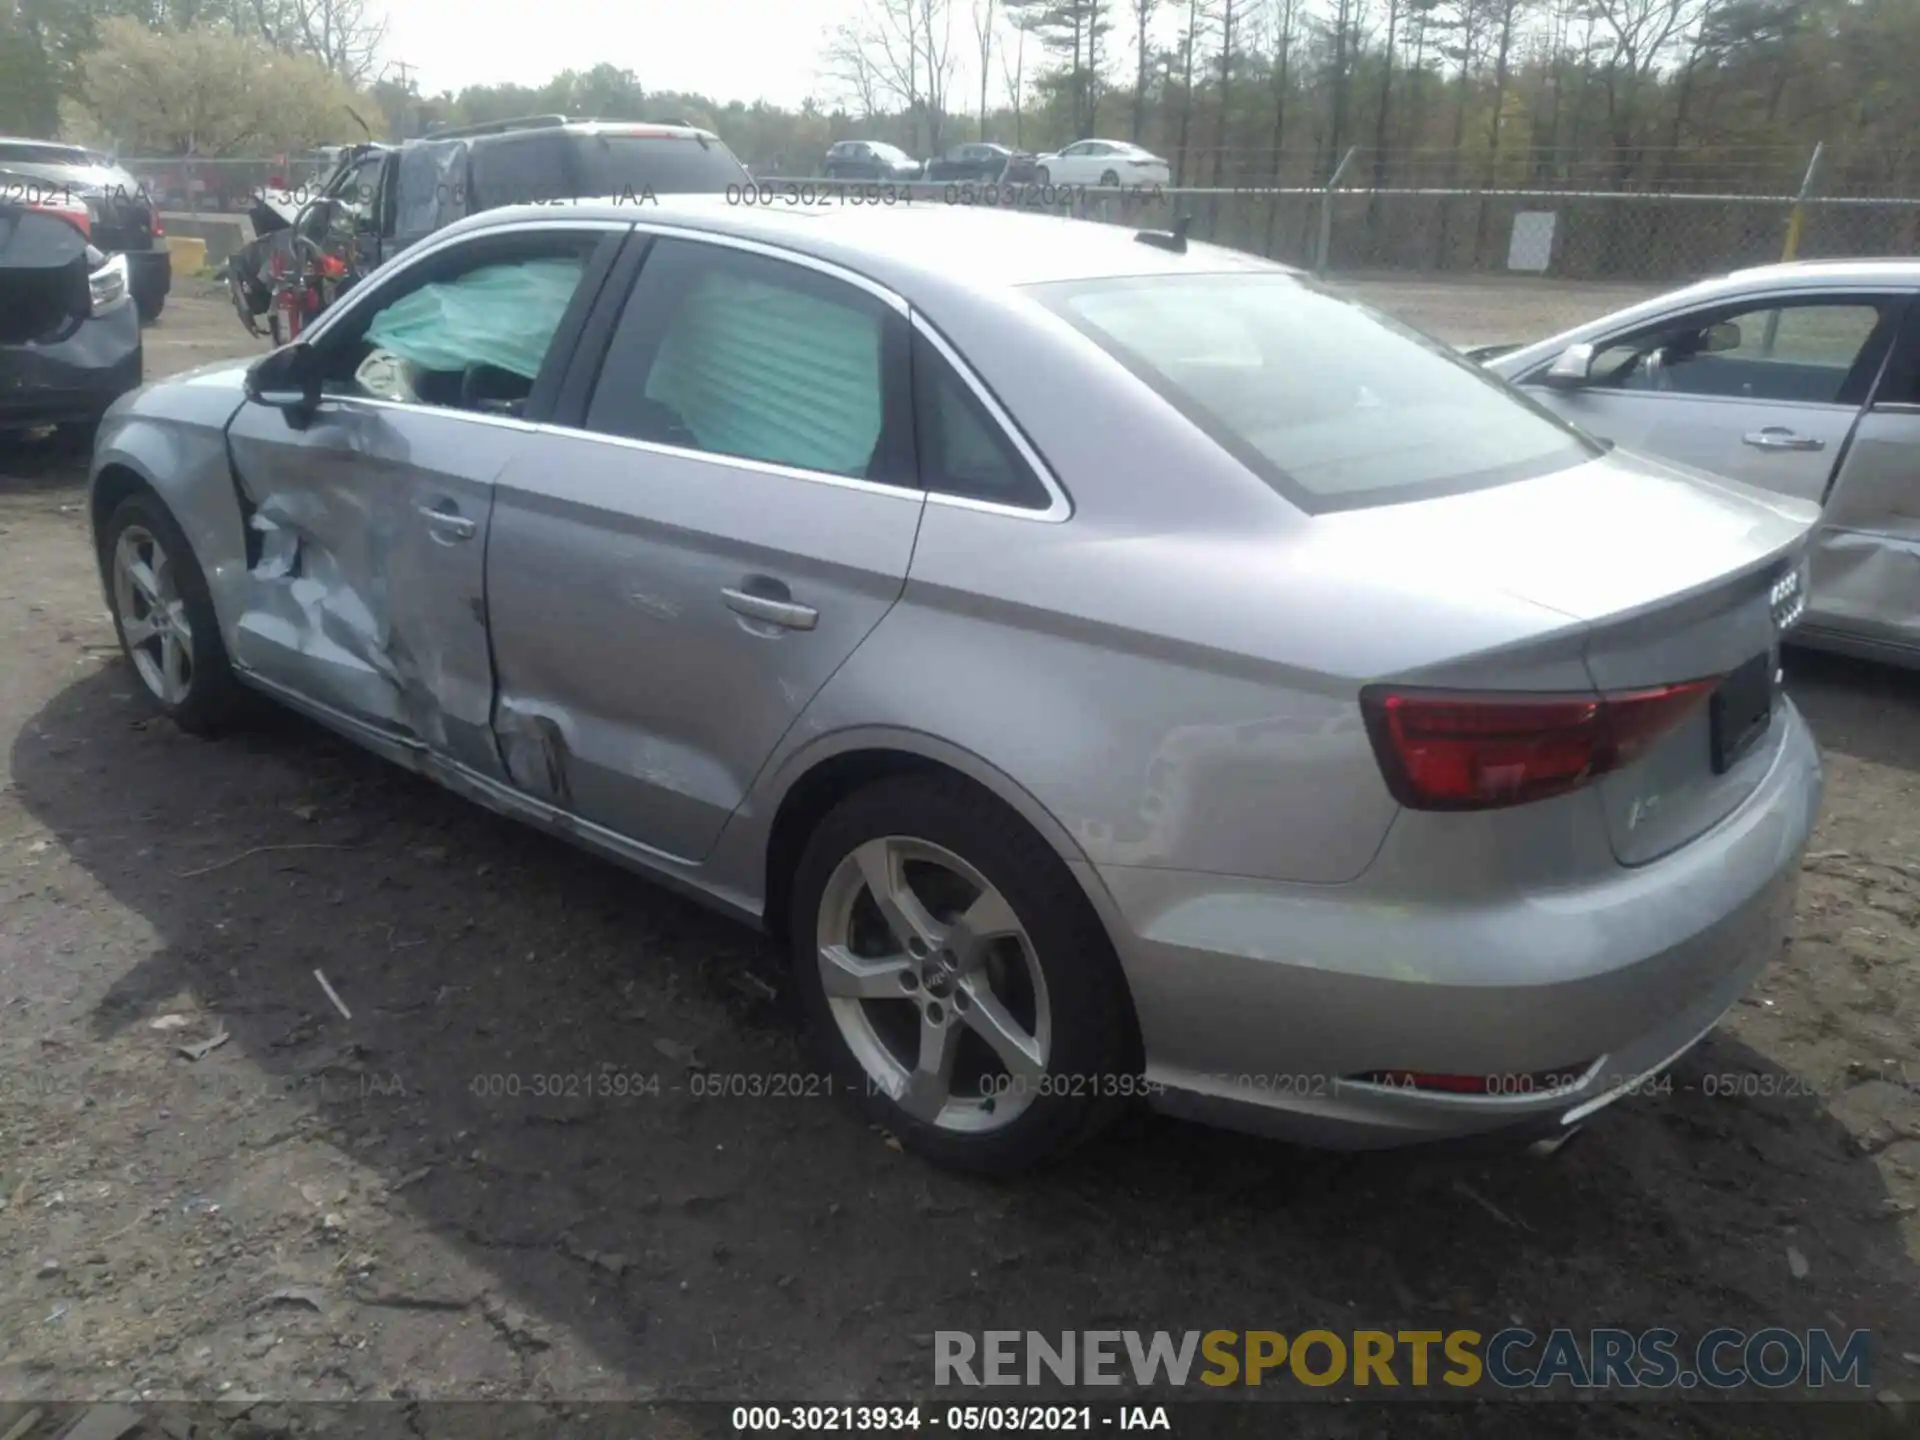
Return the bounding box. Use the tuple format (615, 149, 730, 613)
(643, 268, 883, 477)
(365, 256, 583, 379)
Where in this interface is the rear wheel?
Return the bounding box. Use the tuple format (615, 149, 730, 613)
(102, 492, 243, 735)
(135, 291, 165, 324)
(790, 774, 1134, 1174)
(1099, 168, 1120, 186)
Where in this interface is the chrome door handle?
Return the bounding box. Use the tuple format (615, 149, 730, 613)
(417, 504, 477, 540)
(723, 587, 818, 631)
(1742, 427, 1825, 453)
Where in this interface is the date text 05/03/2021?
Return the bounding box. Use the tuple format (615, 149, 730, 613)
(731, 1406, 1171, 1433)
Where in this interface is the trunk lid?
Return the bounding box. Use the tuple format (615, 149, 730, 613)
(1319, 447, 1816, 864)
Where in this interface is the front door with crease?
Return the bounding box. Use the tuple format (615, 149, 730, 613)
(224, 225, 612, 780)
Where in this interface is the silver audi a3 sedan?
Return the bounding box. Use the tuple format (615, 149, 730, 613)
(88, 198, 1825, 1173)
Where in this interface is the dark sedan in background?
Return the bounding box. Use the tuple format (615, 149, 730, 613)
(0, 200, 142, 437)
(0, 138, 170, 321)
(820, 140, 923, 181)
(925, 143, 1041, 184)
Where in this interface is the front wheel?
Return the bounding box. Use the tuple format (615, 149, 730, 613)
(102, 492, 244, 735)
(790, 774, 1135, 1174)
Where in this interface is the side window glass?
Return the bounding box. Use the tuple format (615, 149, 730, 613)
(320, 238, 594, 414)
(1594, 301, 1883, 403)
(584, 238, 902, 482)
(913, 330, 1052, 510)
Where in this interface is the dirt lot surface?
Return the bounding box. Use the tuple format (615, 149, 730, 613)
(1, 283, 1918, 1439)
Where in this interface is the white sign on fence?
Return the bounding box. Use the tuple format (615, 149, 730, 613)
(1507, 211, 1557, 272)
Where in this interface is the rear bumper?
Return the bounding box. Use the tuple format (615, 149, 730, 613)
(0, 303, 142, 428)
(1101, 699, 1824, 1149)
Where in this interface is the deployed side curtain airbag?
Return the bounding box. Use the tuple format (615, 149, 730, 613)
(364, 256, 584, 379)
(644, 269, 883, 477)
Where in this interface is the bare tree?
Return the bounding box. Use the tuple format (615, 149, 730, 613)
(243, 0, 384, 84)
(825, 0, 958, 150)
(998, 6, 1030, 144)
(972, 0, 995, 138)
(1209, 0, 1236, 184)
(824, 19, 885, 118)
(1130, 0, 1160, 140)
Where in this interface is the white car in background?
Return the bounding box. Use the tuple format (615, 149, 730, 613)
(1033, 140, 1171, 189)
(1481, 259, 1920, 669)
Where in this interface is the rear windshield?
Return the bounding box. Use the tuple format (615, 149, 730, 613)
(576, 135, 748, 193)
(1032, 272, 1598, 512)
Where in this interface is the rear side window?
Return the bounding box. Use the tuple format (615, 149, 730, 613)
(913, 331, 1052, 510)
(583, 238, 911, 483)
(1034, 272, 1597, 512)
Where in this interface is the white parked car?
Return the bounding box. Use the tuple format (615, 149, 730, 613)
(1033, 140, 1171, 189)
(1482, 259, 1920, 669)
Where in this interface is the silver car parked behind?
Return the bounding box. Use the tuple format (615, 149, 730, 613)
(89, 199, 1825, 1173)
(1482, 260, 1920, 669)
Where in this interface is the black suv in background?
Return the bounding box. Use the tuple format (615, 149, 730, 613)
(229, 116, 751, 336)
(0, 138, 170, 322)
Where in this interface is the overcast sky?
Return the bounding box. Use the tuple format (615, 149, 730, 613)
(384, 0, 1186, 117)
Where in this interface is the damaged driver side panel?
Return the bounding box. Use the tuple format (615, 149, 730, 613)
(223, 398, 514, 781)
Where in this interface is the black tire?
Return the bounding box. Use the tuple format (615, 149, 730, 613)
(789, 773, 1135, 1174)
(100, 490, 245, 736)
(1099, 168, 1120, 187)
(136, 290, 165, 324)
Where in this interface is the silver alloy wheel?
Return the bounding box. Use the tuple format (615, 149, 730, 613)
(111, 524, 194, 706)
(817, 835, 1052, 1134)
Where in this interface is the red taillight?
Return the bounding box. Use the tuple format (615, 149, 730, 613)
(150, 212, 164, 236)
(1360, 678, 1719, 811)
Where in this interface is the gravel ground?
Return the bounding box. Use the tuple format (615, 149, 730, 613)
(0, 283, 1916, 1439)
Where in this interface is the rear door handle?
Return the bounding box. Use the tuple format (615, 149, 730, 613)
(723, 587, 818, 631)
(417, 503, 477, 540)
(1742, 427, 1825, 453)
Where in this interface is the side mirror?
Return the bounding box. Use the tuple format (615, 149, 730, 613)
(246, 340, 321, 419)
(1702, 320, 1742, 354)
(1542, 341, 1596, 389)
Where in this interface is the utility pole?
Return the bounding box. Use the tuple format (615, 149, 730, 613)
(384, 60, 419, 138)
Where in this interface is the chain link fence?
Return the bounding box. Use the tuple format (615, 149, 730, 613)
(105, 150, 1920, 285)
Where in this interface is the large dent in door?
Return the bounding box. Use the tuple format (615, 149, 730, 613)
(1804, 525, 1920, 645)
(231, 462, 452, 746)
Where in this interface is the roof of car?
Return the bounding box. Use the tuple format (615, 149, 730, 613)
(1722, 257, 1920, 285)
(461, 193, 1286, 294)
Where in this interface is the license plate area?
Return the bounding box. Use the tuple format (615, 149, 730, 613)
(1710, 652, 1772, 774)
